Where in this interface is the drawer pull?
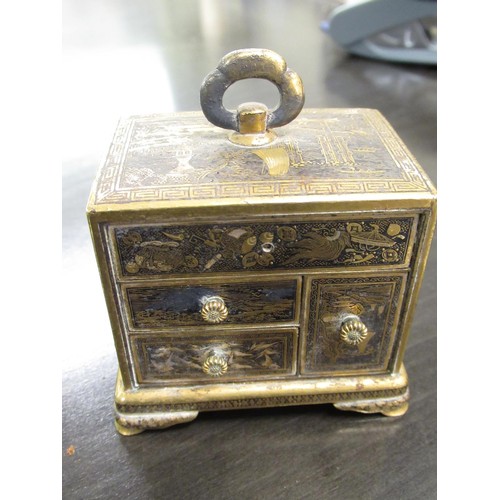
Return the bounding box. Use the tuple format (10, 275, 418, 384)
(340, 316, 368, 346)
(201, 296, 229, 324)
(202, 355, 228, 377)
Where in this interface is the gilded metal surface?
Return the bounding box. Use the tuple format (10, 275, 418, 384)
(202, 355, 229, 377)
(229, 128, 278, 148)
(237, 103, 268, 134)
(114, 365, 408, 413)
(112, 215, 417, 277)
(302, 273, 407, 375)
(392, 208, 437, 372)
(87, 57, 436, 430)
(122, 279, 298, 330)
(333, 388, 409, 417)
(339, 317, 369, 345)
(251, 148, 290, 175)
(114, 385, 410, 434)
(89, 109, 435, 208)
(229, 103, 279, 147)
(199, 48, 304, 132)
(115, 409, 199, 435)
(130, 329, 297, 384)
(200, 296, 228, 324)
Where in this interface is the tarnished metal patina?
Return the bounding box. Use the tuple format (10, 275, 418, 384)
(200, 49, 304, 147)
(200, 48, 304, 130)
(87, 49, 436, 435)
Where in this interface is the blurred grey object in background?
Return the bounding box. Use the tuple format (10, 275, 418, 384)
(321, 0, 437, 64)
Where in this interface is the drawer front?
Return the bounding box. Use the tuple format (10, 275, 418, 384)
(110, 215, 418, 277)
(122, 279, 300, 330)
(131, 329, 297, 384)
(301, 273, 407, 375)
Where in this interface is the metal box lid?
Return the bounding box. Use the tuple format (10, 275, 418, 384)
(87, 50, 435, 214)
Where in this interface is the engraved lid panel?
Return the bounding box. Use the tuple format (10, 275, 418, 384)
(91, 108, 435, 207)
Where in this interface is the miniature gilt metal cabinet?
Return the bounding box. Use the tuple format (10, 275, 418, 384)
(87, 49, 436, 435)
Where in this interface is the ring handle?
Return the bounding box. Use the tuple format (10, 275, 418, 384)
(200, 48, 304, 138)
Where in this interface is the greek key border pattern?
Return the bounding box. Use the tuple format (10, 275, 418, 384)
(98, 179, 427, 204)
(95, 118, 134, 202)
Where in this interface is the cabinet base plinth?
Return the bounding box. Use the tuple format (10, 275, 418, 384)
(114, 365, 409, 434)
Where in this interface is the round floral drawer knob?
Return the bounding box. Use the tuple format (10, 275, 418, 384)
(340, 317, 368, 345)
(201, 296, 229, 323)
(203, 355, 228, 377)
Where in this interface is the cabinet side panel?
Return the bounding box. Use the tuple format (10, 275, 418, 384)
(390, 205, 437, 371)
(87, 214, 134, 388)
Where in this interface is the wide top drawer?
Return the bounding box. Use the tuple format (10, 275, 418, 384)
(109, 214, 419, 278)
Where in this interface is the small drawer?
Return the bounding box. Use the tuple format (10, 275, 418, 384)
(121, 278, 300, 331)
(301, 272, 407, 375)
(130, 328, 298, 384)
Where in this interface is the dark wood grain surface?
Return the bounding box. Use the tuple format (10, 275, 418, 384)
(62, 1, 436, 498)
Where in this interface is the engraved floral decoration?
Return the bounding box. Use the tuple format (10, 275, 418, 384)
(147, 340, 283, 376)
(204, 228, 276, 270)
(117, 218, 411, 275)
(122, 230, 198, 274)
(316, 278, 402, 366)
(200, 297, 229, 324)
(381, 248, 399, 263)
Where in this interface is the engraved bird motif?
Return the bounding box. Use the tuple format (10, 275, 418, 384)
(284, 230, 352, 264)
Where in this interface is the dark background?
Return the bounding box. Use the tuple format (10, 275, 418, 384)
(62, 1, 436, 498)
